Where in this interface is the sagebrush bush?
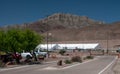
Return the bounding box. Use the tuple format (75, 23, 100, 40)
(64, 59, 72, 64)
(59, 49, 66, 55)
(86, 56, 94, 59)
(71, 56, 82, 63)
(57, 60, 62, 66)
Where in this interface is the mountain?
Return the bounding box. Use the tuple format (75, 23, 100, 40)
(1, 13, 120, 42)
(39, 13, 103, 29)
(1, 13, 103, 31)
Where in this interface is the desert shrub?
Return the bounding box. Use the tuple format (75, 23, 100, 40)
(86, 56, 94, 59)
(64, 59, 72, 64)
(0, 60, 2, 67)
(0, 60, 5, 67)
(59, 49, 66, 55)
(57, 60, 62, 66)
(71, 56, 82, 63)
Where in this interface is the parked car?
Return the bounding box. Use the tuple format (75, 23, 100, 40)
(21, 49, 47, 60)
(34, 49, 47, 57)
(0, 53, 22, 64)
(21, 52, 32, 59)
(12, 53, 22, 59)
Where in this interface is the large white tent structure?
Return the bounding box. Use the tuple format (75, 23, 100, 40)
(35, 43, 101, 51)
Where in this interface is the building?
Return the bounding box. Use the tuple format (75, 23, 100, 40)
(35, 43, 101, 51)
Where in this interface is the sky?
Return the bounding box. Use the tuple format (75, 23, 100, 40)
(0, 0, 120, 26)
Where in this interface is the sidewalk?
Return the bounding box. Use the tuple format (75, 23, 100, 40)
(0, 56, 66, 68)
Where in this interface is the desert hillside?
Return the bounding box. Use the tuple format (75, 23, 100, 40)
(1, 13, 120, 49)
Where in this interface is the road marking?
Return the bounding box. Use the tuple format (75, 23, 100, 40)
(42, 58, 98, 71)
(98, 56, 117, 74)
(42, 67, 58, 70)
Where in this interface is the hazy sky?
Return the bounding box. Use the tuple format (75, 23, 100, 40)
(0, 0, 120, 26)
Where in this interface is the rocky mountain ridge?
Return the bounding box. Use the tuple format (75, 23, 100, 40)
(40, 13, 104, 29)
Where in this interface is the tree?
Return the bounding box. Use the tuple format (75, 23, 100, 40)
(2, 29, 43, 53)
(6, 29, 24, 63)
(0, 29, 43, 63)
(21, 29, 43, 61)
(21, 29, 43, 52)
(0, 30, 10, 53)
(0, 31, 6, 53)
(6, 29, 21, 52)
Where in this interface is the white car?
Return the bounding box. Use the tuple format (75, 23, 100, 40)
(34, 49, 47, 57)
(21, 52, 32, 58)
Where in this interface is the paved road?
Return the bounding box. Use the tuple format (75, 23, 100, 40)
(0, 56, 116, 74)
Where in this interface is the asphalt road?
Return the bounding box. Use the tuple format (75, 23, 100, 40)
(0, 56, 116, 74)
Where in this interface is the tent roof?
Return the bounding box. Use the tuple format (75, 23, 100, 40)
(36, 43, 101, 50)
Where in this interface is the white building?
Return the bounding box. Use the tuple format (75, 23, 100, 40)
(35, 43, 101, 51)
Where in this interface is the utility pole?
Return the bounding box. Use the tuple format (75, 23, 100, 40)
(45, 23, 49, 58)
(48, 33, 52, 50)
(106, 31, 109, 54)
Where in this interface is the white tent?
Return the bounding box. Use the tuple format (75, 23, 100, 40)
(35, 44, 56, 50)
(35, 43, 101, 51)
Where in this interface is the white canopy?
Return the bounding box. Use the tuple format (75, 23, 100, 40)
(35, 43, 101, 51)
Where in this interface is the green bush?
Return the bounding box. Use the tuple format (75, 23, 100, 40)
(59, 49, 66, 55)
(86, 56, 94, 59)
(64, 59, 72, 64)
(71, 56, 82, 63)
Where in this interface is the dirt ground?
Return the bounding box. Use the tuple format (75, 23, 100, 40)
(113, 58, 120, 74)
